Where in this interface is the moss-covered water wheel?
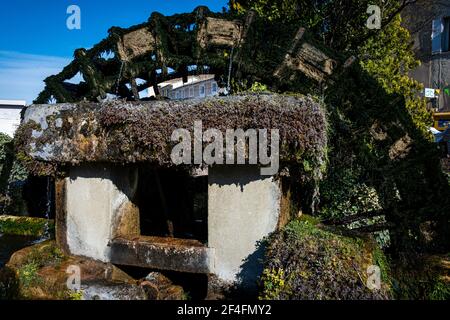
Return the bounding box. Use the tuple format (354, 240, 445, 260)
(34, 6, 344, 104)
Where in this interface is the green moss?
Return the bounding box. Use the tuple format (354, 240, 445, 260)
(6, 242, 69, 299)
(372, 246, 391, 284)
(14, 121, 55, 177)
(0, 216, 54, 237)
(298, 213, 321, 226)
(260, 217, 392, 300)
(20, 243, 65, 268)
(68, 290, 84, 301)
(18, 262, 41, 288)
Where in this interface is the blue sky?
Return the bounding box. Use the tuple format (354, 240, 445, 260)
(0, 0, 228, 103)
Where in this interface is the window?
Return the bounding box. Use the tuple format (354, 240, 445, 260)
(433, 18, 450, 54)
(189, 87, 194, 97)
(137, 167, 208, 243)
(212, 82, 218, 94)
(443, 17, 450, 52)
(200, 85, 206, 97)
(176, 91, 181, 99)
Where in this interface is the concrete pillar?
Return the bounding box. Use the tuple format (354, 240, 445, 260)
(208, 165, 281, 288)
(64, 165, 138, 262)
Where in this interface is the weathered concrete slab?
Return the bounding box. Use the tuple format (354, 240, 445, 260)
(110, 236, 214, 274)
(17, 95, 327, 178)
(64, 165, 138, 262)
(208, 165, 281, 287)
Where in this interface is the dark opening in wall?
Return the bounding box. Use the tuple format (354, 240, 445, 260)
(23, 176, 55, 219)
(137, 167, 208, 243)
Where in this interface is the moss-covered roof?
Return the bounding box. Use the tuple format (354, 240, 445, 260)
(16, 94, 327, 176)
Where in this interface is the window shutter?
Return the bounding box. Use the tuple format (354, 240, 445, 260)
(432, 19, 443, 54)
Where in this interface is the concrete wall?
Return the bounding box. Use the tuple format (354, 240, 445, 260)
(0, 105, 23, 137)
(65, 165, 138, 262)
(208, 165, 281, 288)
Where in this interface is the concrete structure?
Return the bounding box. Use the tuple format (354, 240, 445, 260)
(0, 100, 26, 137)
(19, 95, 327, 290)
(150, 74, 219, 100)
(58, 164, 285, 288)
(403, 1, 450, 112)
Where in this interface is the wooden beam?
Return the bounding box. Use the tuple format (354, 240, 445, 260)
(55, 178, 70, 254)
(351, 222, 395, 234)
(323, 210, 387, 226)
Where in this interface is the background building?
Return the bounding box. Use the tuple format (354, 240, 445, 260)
(403, 0, 450, 113)
(148, 74, 219, 100)
(0, 100, 26, 137)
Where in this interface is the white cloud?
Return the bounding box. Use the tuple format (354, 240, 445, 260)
(0, 51, 72, 104)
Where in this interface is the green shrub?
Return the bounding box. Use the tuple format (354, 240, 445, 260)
(0, 133, 29, 215)
(260, 216, 392, 300)
(429, 281, 450, 300)
(259, 268, 286, 300)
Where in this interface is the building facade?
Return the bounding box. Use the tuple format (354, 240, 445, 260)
(403, 0, 450, 113)
(0, 100, 26, 137)
(150, 74, 219, 100)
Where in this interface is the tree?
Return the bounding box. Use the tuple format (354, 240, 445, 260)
(230, 0, 418, 52)
(231, 0, 450, 252)
(230, 0, 431, 129)
(359, 15, 431, 134)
